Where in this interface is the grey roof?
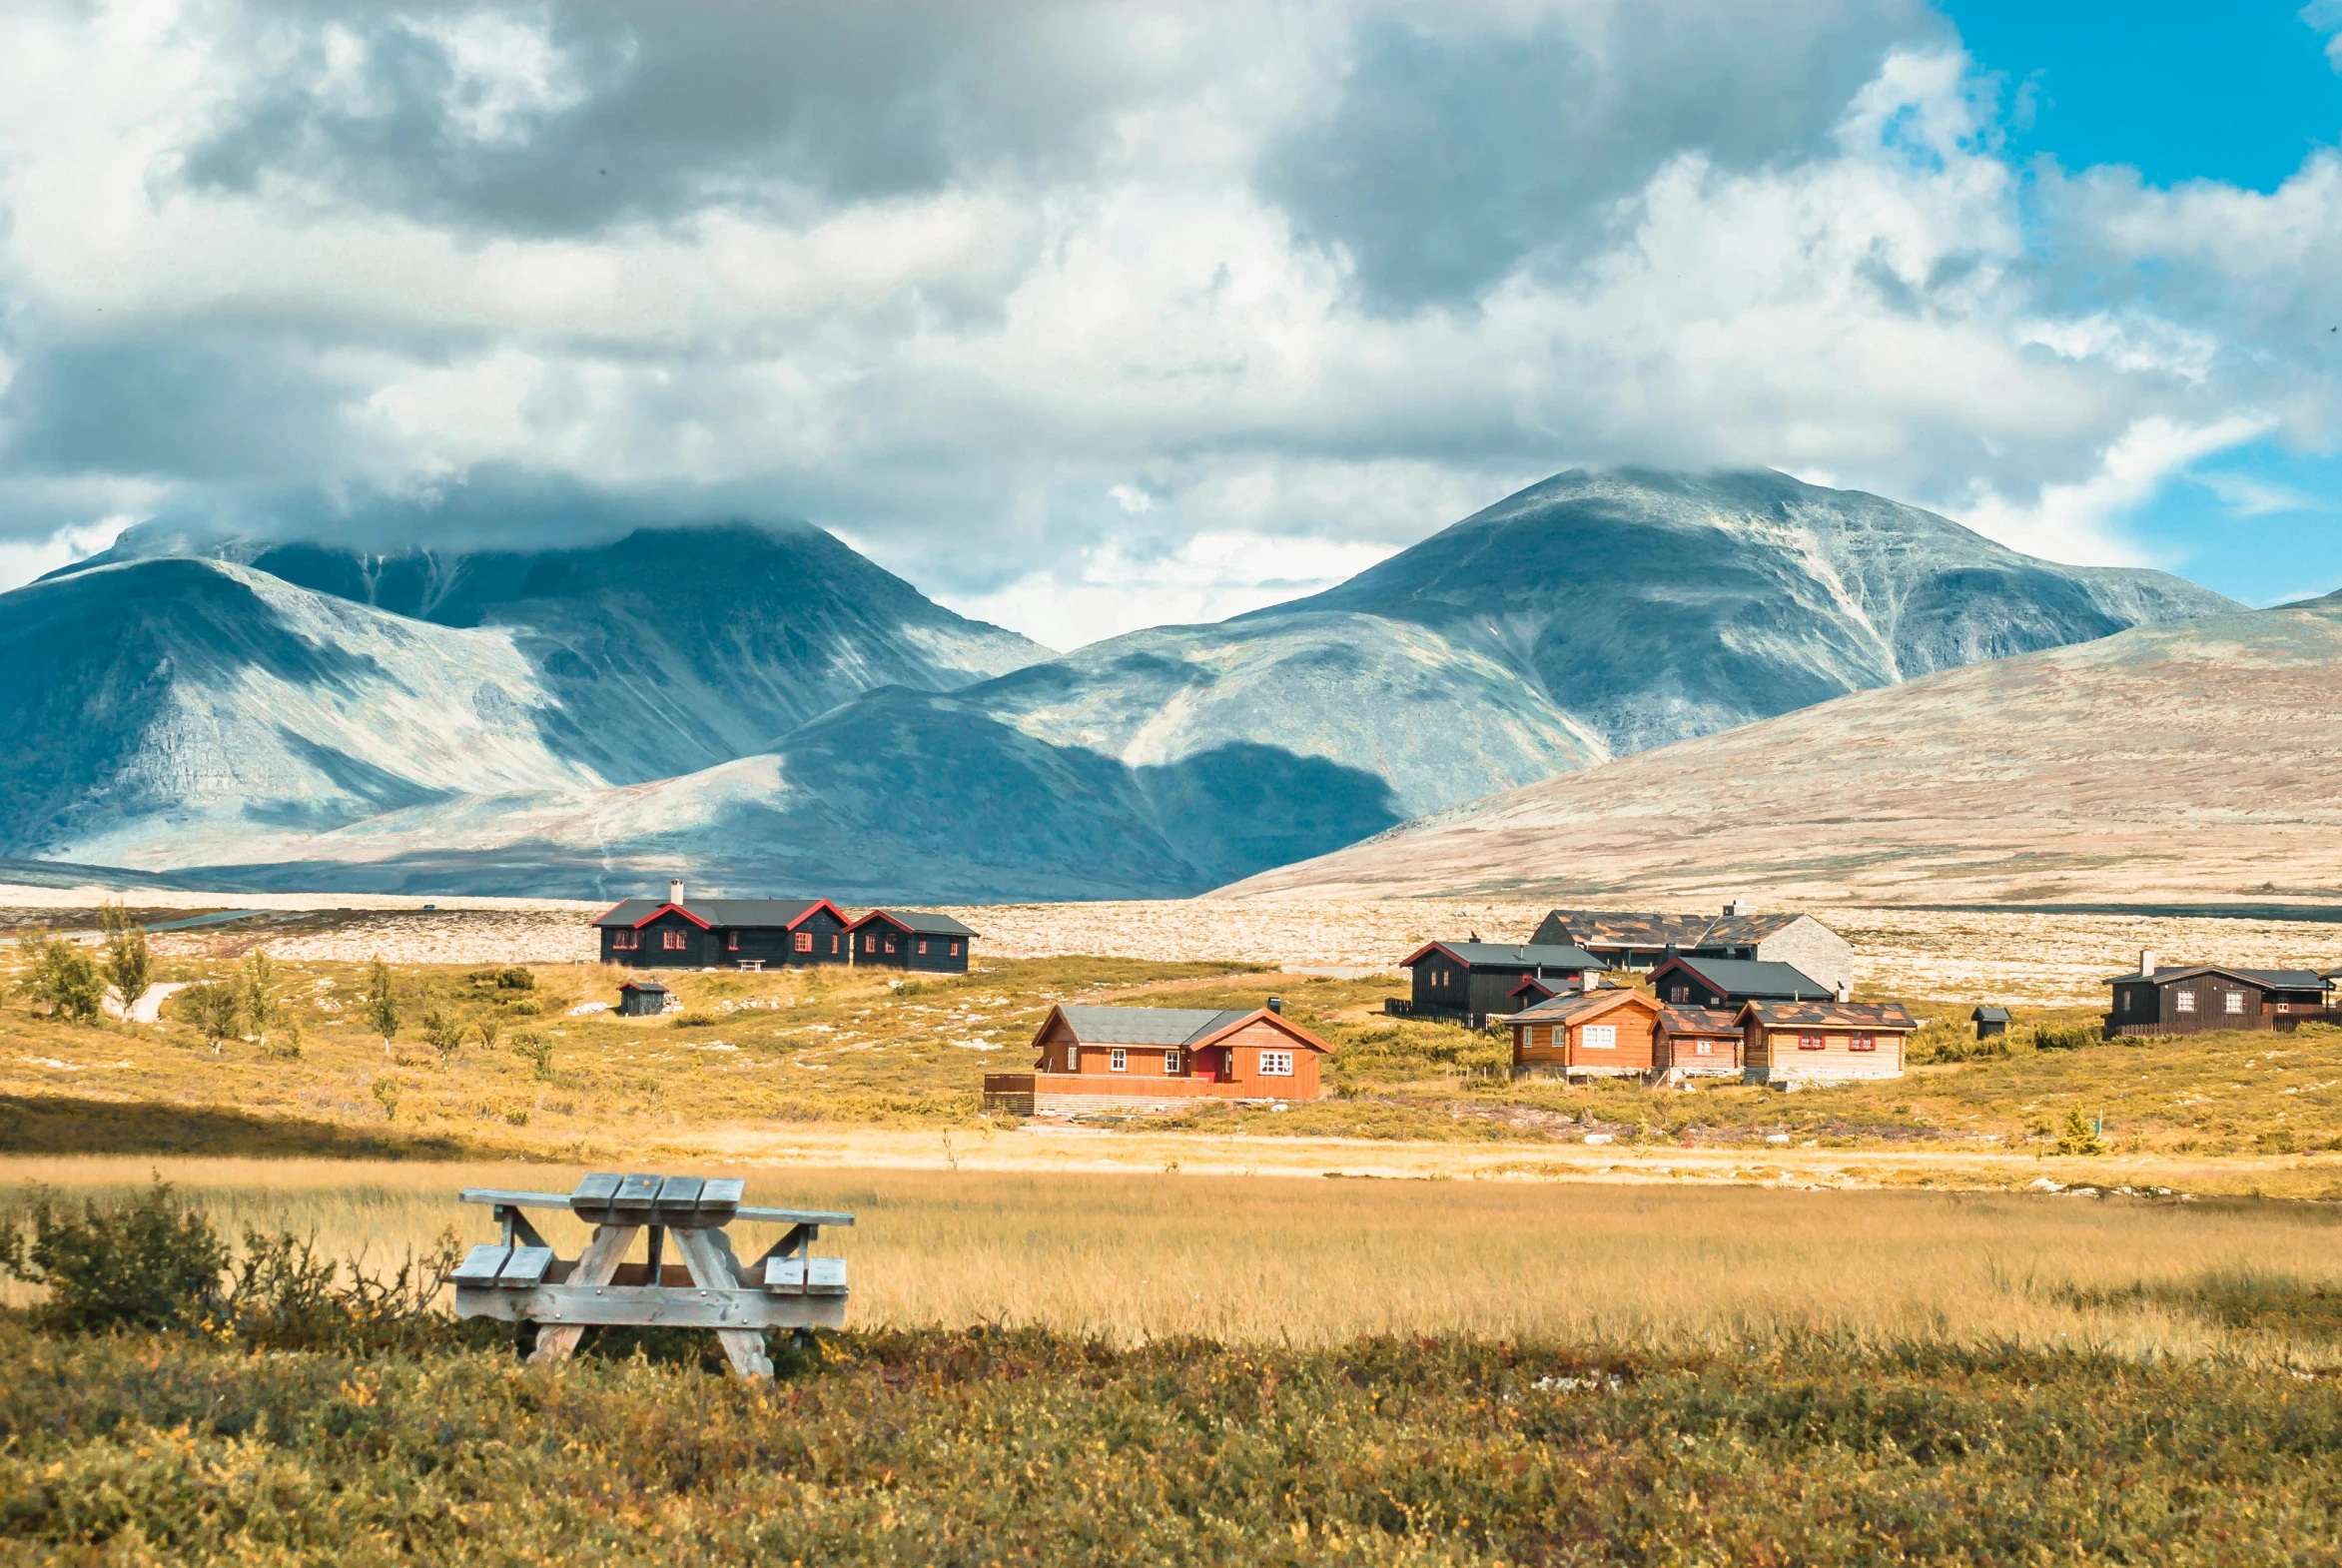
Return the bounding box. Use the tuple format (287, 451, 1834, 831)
(594, 897, 834, 929)
(855, 908, 978, 937)
(1534, 908, 1815, 950)
(1971, 1006, 2011, 1022)
(1408, 941, 1603, 970)
(2105, 964, 2326, 990)
(1651, 956, 1830, 999)
(1054, 1006, 1253, 1047)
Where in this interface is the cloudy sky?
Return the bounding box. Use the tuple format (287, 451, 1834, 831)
(3, 0, 2340, 648)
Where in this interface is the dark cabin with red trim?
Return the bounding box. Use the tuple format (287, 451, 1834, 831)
(1398, 940, 1602, 1027)
(847, 910, 978, 973)
(592, 880, 852, 969)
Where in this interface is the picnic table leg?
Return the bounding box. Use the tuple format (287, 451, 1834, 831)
(671, 1226, 774, 1380)
(527, 1224, 639, 1366)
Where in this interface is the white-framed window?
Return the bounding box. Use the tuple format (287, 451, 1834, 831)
(1797, 1033, 1826, 1051)
(1668, 985, 1688, 1004)
(1258, 1050, 1293, 1077)
(1695, 1039, 1712, 1056)
(2224, 992, 2245, 1015)
(1109, 1048, 1127, 1072)
(1165, 1049, 1181, 1075)
(2175, 991, 2196, 1014)
(1850, 1033, 1877, 1052)
(1581, 1025, 1616, 1051)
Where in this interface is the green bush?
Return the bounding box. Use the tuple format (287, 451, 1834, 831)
(2054, 1109, 2110, 1157)
(2032, 1022, 2100, 1051)
(0, 1179, 227, 1331)
(15, 931, 105, 1023)
(1907, 1015, 2008, 1065)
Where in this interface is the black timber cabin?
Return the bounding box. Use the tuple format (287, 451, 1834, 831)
(848, 909, 978, 973)
(1647, 956, 1834, 1009)
(593, 880, 852, 970)
(1399, 941, 1602, 1027)
(2104, 951, 2329, 1036)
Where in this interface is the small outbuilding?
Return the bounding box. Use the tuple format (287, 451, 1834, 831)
(617, 979, 676, 1018)
(847, 909, 978, 973)
(1971, 1005, 2010, 1040)
(1655, 1004, 1745, 1081)
(1508, 989, 1659, 1079)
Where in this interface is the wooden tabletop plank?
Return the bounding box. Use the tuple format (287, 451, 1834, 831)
(458, 1188, 856, 1224)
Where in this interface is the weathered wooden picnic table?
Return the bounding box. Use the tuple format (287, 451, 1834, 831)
(451, 1173, 853, 1379)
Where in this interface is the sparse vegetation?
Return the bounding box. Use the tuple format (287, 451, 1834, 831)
(13, 930, 104, 1023)
(97, 900, 152, 1009)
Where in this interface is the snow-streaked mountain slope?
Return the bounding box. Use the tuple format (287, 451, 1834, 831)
(59, 519, 1049, 782)
(0, 558, 604, 864)
(1220, 603, 2342, 908)
(1271, 467, 2235, 754)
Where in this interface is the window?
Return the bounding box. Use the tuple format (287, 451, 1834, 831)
(1695, 1039, 1712, 1056)
(794, 932, 812, 953)
(918, 939, 928, 955)
(865, 933, 878, 953)
(1109, 1048, 1128, 1073)
(830, 935, 839, 954)
(1850, 1033, 1877, 1052)
(663, 930, 687, 951)
(2175, 991, 2195, 1014)
(611, 930, 638, 951)
(885, 937, 897, 954)
(1581, 1025, 1617, 1051)
(949, 941, 961, 957)
(1258, 1050, 1293, 1077)
(727, 931, 739, 951)
(1797, 1033, 1826, 1051)
(2224, 992, 2245, 1015)
(1668, 985, 1688, 1004)
(1165, 1049, 1181, 1076)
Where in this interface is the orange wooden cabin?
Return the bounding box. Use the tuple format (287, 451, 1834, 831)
(1507, 989, 1659, 1079)
(1739, 999, 1916, 1085)
(1655, 1004, 1743, 1080)
(984, 1004, 1335, 1115)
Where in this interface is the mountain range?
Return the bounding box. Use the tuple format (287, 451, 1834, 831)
(0, 468, 2239, 899)
(1224, 599, 2342, 909)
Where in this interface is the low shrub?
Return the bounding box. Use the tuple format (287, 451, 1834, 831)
(671, 1011, 720, 1028)
(2031, 1022, 2101, 1051)
(0, 1179, 227, 1331)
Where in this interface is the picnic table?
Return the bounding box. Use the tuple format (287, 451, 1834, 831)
(451, 1173, 853, 1379)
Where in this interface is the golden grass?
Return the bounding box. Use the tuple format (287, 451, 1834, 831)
(9, 1156, 2340, 1363)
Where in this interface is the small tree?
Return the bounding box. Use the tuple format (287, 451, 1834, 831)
(365, 957, 400, 1056)
(97, 901, 153, 1015)
(372, 1076, 402, 1122)
(475, 1012, 502, 1053)
(511, 1030, 555, 1081)
(177, 980, 244, 1054)
(242, 949, 283, 1053)
(421, 1008, 466, 1067)
(2056, 1109, 2110, 1157)
(18, 931, 106, 1023)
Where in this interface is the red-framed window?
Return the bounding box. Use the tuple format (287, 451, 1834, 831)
(830, 935, 840, 954)
(949, 941, 960, 956)
(794, 931, 813, 953)
(663, 930, 687, 951)
(611, 930, 638, 951)
(1797, 1032, 1826, 1051)
(1850, 1033, 1876, 1052)
(917, 939, 928, 955)
(885, 936, 897, 954)
(864, 933, 878, 953)
(727, 932, 739, 951)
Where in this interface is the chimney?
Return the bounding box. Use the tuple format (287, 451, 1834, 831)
(1266, 997, 1282, 1015)
(669, 877, 685, 908)
(1723, 899, 1750, 917)
(2139, 949, 2156, 980)
(1834, 980, 1851, 1003)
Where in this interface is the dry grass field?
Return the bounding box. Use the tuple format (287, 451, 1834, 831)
(9, 1157, 2342, 1364)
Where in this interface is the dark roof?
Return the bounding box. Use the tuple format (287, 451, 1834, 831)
(1657, 1004, 1742, 1036)
(1971, 1006, 2011, 1023)
(852, 908, 978, 937)
(1649, 956, 1831, 1000)
(1512, 989, 1656, 1025)
(617, 979, 669, 993)
(1534, 908, 1814, 950)
(1402, 941, 1602, 971)
(1054, 1006, 1252, 1047)
(1743, 1000, 1918, 1030)
(2104, 964, 2325, 990)
(593, 897, 839, 930)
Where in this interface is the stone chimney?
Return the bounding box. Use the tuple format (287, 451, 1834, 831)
(669, 877, 686, 907)
(2139, 949, 2156, 979)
